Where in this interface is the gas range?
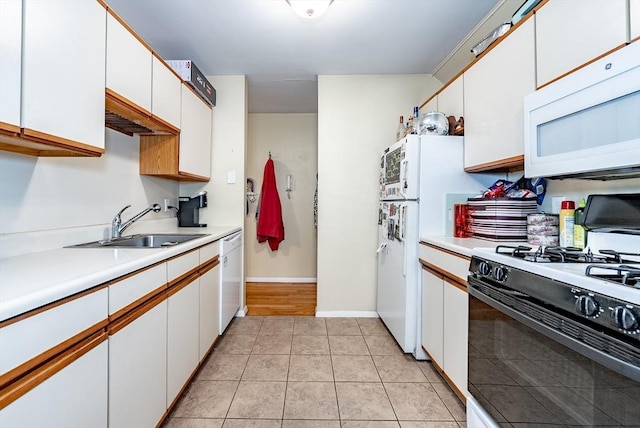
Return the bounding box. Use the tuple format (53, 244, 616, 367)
(471, 242, 640, 340)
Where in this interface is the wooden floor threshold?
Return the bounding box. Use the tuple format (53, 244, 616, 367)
(246, 282, 316, 316)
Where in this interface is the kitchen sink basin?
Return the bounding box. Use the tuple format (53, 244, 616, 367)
(67, 233, 209, 249)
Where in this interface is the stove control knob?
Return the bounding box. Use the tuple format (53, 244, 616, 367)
(613, 306, 639, 332)
(492, 266, 508, 282)
(477, 261, 491, 276)
(575, 295, 599, 317)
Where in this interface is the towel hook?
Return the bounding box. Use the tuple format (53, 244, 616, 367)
(268, 151, 272, 159)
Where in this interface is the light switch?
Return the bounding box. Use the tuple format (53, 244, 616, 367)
(227, 170, 236, 184)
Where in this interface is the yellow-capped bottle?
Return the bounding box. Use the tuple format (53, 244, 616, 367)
(559, 200, 575, 247)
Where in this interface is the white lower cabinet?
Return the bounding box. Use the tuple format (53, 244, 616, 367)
(108, 300, 168, 428)
(420, 257, 469, 398)
(0, 340, 108, 428)
(421, 267, 444, 366)
(167, 276, 200, 407)
(199, 261, 221, 359)
(443, 281, 468, 396)
(1, 239, 226, 428)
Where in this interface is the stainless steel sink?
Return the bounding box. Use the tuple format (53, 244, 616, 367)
(67, 233, 209, 249)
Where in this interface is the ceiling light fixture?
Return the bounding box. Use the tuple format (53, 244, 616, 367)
(286, 0, 334, 19)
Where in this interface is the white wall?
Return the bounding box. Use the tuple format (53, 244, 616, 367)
(180, 75, 248, 309)
(316, 74, 442, 315)
(0, 129, 179, 257)
(245, 113, 318, 281)
(181, 75, 247, 229)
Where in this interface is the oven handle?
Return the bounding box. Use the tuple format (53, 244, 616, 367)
(468, 277, 640, 382)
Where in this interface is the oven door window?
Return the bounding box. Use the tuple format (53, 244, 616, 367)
(468, 292, 640, 426)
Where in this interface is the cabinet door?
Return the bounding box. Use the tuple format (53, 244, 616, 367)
(179, 85, 212, 179)
(436, 75, 463, 119)
(109, 301, 167, 428)
(21, 0, 106, 150)
(631, 0, 640, 42)
(421, 267, 444, 367)
(106, 12, 152, 111)
(152, 55, 182, 129)
(199, 262, 220, 359)
(536, 0, 627, 87)
(0, 340, 108, 428)
(0, 0, 21, 132)
(167, 277, 200, 407)
(443, 281, 468, 396)
(463, 18, 535, 169)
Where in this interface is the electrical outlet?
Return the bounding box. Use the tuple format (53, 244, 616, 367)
(551, 197, 566, 214)
(163, 198, 176, 212)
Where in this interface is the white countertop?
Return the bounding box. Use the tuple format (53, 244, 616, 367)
(0, 226, 240, 322)
(419, 235, 528, 257)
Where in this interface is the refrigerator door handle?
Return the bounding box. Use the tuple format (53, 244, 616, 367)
(376, 243, 387, 254)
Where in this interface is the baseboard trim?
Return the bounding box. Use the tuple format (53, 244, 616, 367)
(315, 310, 379, 318)
(246, 277, 317, 283)
(235, 305, 248, 317)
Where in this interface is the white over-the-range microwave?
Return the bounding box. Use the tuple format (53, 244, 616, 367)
(524, 41, 640, 180)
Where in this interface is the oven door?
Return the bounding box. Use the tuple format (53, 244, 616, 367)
(467, 276, 640, 427)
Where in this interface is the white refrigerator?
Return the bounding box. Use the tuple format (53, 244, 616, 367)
(376, 134, 497, 359)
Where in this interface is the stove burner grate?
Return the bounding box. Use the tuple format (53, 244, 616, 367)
(495, 245, 640, 265)
(585, 264, 640, 287)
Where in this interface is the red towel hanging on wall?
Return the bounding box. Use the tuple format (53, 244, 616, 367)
(257, 157, 285, 251)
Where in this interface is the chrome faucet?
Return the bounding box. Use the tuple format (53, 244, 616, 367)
(111, 204, 161, 239)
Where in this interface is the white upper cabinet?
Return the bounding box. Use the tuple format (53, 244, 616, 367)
(106, 12, 152, 112)
(0, 0, 21, 132)
(436, 75, 463, 119)
(632, 0, 640, 41)
(179, 86, 212, 179)
(536, 0, 627, 87)
(463, 18, 535, 170)
(152, 55, 182, 130)
(20, 0, 106, 153)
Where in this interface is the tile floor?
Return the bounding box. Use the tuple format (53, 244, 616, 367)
(164, 316, 466, 428)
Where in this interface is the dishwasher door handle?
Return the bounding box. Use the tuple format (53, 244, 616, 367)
(225, 233, 241, 243)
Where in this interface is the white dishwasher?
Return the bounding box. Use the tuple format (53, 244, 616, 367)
(219, 231, 242, 334)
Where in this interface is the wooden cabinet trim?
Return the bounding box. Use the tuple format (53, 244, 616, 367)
(152, 52, 184, 82)
(158, 334, 221, 427)
(0, 319, 108, 390)
(200, 258, 220, 275)
(421, 263, 444, 279)
(183, 82, 214, 109)
(419, 0, 547, 111)
(420, 259, 467, 288)
(175, 171, 210, 182)
(105, 88, 179, 135)
(167, 271, 200, 298)
(422, 347, 467, 405)
(104, 6, 153, 54)
(0, 122, 21, 135)
(420, 242, 471, 262)
(109, 284, 167, 326)
(536, 42, 629, 90)
(108, 290, 167, 335)
(0, 330, 107, 410)
(19, 128, 104, 157)
(0, 283, 109, 329)
(444, 276, 467, 293)
(464, 154, 524, 173)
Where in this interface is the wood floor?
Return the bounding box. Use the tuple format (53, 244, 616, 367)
(246, 282, 316, 316)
